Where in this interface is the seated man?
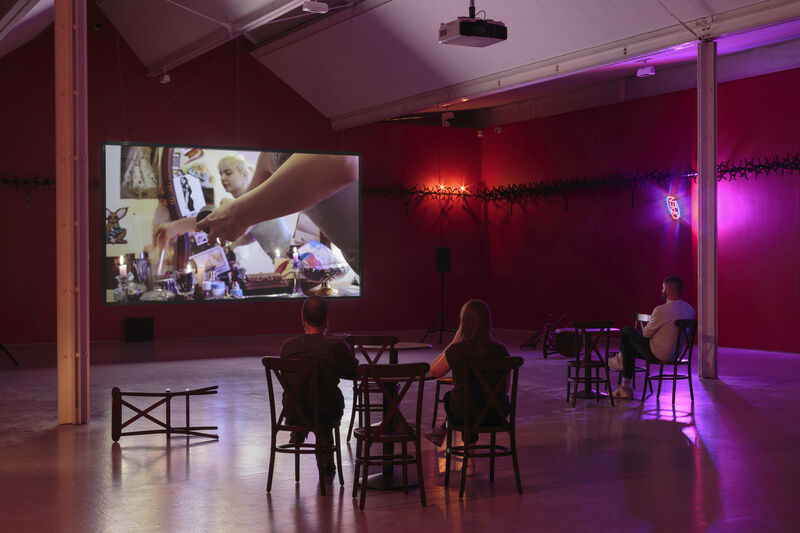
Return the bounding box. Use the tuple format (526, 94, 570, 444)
(609, 275, 696, 399)
(280, 296, 358, 475)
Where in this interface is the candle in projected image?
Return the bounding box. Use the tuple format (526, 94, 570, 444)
(274, 248, 280, 259)
(292, 246, 299, 265)
(118, 255, 127, 278)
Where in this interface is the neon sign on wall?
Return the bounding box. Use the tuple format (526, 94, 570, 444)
(666, 195, 680, 220)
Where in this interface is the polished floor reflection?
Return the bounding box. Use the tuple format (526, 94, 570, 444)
(1, 332, 799, 532)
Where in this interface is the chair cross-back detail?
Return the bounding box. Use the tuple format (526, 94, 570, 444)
(345, 335, 399, 441)
(642, 319, 697, 404)
(445, 356, 524, 497)
(262, 356, 345, 496)
(352, 362, 428, 510)
(566, 321, 615, 407)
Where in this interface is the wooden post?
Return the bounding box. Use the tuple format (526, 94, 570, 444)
(55, 0, 90, 423)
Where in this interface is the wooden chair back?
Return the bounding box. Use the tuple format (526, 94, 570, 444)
(358, 362, 429, 441)
(347, 335, 400, 364)
(262, 356, 323, 432)
(571, 320, 614, 364)
(672, 319, 698, 363)
(453, 356, 524, 431)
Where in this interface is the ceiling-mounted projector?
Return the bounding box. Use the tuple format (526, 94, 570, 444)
(303, 1, 329, 14)
(439, 1, 506, 47)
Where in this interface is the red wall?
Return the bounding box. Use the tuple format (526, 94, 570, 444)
(1, 3, 798, 353)
(481, 68, 800, 353)
(0, 5, 482, 343)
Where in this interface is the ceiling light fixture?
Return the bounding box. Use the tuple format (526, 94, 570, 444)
(159, 72, 171, 84)
(302, 1, 329, 14)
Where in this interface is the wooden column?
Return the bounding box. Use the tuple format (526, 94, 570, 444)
(55, 0, 90, 423)
(697, 40, 718, 379)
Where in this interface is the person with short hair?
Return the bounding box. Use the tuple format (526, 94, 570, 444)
(280, 296, 357, 475)
(608, 276, 696, 399)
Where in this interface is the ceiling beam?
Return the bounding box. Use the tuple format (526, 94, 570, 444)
(146, 0, 304, 76)
(0, 0, 38, 41)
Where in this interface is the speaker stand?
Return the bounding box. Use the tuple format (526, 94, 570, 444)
(0, 343, 19, 366)
(420, 271, 458, 346)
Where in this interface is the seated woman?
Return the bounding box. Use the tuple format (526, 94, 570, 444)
(427, 299, 510, 446)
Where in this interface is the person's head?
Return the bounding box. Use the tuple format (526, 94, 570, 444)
(457, 299, 494, 344)
(301, 296, 327, 332)
(661, 276, 684, 301)
(217, 154, 252, 197)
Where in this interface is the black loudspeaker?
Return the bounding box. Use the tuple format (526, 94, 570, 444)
(125, 317, 154, 342)
(435, 247, 451, 272)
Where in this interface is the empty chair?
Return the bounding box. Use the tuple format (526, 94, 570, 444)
(352, 362, 428, 510)
(566, 321, 615, 407)
(262, 356, 344, 496)
(345, 335, 399, 442)
(641, 319, 698, 404)
(444, 356, 524, 497)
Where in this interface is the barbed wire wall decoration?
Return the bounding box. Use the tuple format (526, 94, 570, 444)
(363, 153, 800, 211)
(2, 153, 798, 210)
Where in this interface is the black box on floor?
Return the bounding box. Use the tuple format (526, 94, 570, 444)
(125, 317, 154, 342)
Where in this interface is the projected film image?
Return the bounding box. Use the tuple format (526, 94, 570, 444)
(103, 143, 360, 303)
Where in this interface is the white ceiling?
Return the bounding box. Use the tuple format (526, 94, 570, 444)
(2, 0, 800, 130)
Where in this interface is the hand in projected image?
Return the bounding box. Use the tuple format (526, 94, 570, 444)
(152, 217, 197, 249)
(195, 197, 247, 243)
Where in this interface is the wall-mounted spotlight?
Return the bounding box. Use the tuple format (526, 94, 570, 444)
(159, 72, 171, 84)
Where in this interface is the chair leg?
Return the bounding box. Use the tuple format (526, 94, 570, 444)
(604, 366, 614, 407)
(352, 438, 362, 498)
(642, 364, 649, 401)
(688, 360, 695, 402)
(335, 427, 344, 487)
(656, 364, 664, 401)
(347, 383, 359, 442)
(510, 428, 522, 494)
(566, 367, 571, 403)
(359, 440, 370, 510)
(318, 446, 327, 497)
(267, 434, 277, 493)
(431, 381, 441, 428)
(444, 426, 452, 486)
(595, 367, 601, 403)
(416, 437, 427, 507)
(672, 363, 679, 405)
(489, 432, 496, 483)
(401, 441, 409, 495)
(459, 434, 470, 498)
(295, 442, 300, 483)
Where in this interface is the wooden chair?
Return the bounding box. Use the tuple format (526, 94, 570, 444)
(352, 362, 428, 510)
(444, 356, 524, 497)
(641, 319, 698, 404)
(430, 376, 454, 428)
(262, 356, 344, 496)
(345, 335, 399, 442)
(566, 321, 615, 407)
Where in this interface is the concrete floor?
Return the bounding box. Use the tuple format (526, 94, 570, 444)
(1, 330, 799, 532)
